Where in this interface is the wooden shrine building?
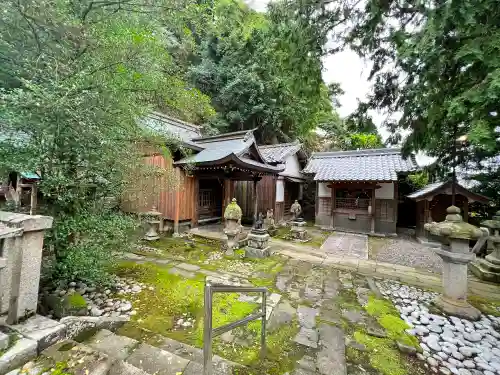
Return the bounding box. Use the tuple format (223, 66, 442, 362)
(121, 112, 283, 233)
(234, 141, 307, 223)
(303, 148, 417, 235)
(407, 180, 490, 241)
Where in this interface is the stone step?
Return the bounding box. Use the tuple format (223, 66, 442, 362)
(115, 325, 241, 374)
(469, 260, 500, 283)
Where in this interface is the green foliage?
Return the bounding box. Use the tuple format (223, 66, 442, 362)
(44, 210, 138, 284)
(408, 172, 430, 190)
(189, 0, 341, 142)
(345, 0, 500, 187)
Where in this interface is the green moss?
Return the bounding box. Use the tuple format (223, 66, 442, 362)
(42, 361, 72, 375)
(66, 293, 86, 309)
(469, 295, 500, 317)
(354, 331, 407, 375)
(365, 295, 398, 317)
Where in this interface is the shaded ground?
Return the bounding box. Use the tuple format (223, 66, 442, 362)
(368, 235, 443, 274)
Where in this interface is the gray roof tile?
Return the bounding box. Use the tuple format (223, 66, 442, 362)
(303, 148, 417, 181)
(259, 141, 302, 163)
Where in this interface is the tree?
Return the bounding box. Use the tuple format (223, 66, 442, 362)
(345, 0, 500, 170)
(188, 0, 342, 143)
(0, 0, 213, 284)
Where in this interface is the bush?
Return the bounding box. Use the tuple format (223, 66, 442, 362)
(44, 209, 139, 286)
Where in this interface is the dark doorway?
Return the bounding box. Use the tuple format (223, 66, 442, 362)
(198, 179, 223, 222)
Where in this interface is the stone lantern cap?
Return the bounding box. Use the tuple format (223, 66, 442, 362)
(481, 210, 500, 230)
(424, 205, 483, 240)
(224, 198, 242, 220)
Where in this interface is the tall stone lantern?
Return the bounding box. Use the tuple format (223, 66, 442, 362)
(470, 210, 500, 283)
(424, 205, 483, 320)
(223, 198, 242, 255)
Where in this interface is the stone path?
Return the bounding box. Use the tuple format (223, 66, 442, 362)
(320, 232, 369, 259)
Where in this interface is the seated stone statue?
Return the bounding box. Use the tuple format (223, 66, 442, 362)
(290, 200, 302, 220)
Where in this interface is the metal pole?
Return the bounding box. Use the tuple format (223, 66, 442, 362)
(260, 291, 267, 360)
(203, 282, 213, 375)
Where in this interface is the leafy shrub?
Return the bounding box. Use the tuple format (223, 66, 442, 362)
(44, 209, 139, 286)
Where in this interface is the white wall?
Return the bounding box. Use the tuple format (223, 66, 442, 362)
(276, 179, 284, 202)
(281, 154, 302, 178)
(318, 182, 331, 197)
(375, 182, 394, 199)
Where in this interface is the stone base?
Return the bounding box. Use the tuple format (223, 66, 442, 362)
(8, 314, 67, 351)
(432, 295, 481, 321)
(245, 246, 271, 258)
(0, 337, 38, 374)
(469, 258, 500, 283)
(143, 234, 160, 241)
(247, 232, 270, 249)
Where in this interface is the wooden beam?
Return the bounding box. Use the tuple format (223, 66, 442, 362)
(464, 199, 469, 223)
(371, 188, 376, 233)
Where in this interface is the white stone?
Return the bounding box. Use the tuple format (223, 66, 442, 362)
(462, 361, 475, 369)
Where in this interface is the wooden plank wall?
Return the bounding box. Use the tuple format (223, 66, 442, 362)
(120, 155, 194, 221)
(234, 176, 276, 219)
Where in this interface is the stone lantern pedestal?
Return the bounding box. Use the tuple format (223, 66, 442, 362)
(290, 218, 308, 241)
(223, 198, 242, 255)
(470, 211, 500, 283)
(142, 206, 162, 241)
(245, 228, 271, 258)
(425, 206, 483, 320)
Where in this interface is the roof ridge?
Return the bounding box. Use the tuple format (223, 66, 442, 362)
(258, 141, 300, 149)
(149, 112, 202, 131)
(311, 148, 402, 158)
(192, 129, 255, 143)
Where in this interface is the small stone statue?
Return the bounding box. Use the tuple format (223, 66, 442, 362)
(264, 209, 275, 228)
(290, 200, 302, 220)
(254, 212, 264, 230)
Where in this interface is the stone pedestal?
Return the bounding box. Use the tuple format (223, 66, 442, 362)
(470, 210, 500, 283)
(290, 219, 308, 241)
(142, 207, 162, 241)
(0, 211, 53, 324)
(223, 198, 242, 255)
(245, 229, 270, 258)
(424, 206, 483, 320)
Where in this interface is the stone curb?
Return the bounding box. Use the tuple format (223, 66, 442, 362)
(276, 247, 500, 300)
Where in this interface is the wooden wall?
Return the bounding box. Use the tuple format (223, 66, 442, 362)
(234, 175, 276, 220)
(120, 154, 195, 221)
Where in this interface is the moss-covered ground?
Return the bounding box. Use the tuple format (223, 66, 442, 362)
(112, 235, 431, 375)
(273, 225, 330, 248)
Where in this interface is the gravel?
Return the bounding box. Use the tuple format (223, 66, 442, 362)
(369, 235, 443, 273)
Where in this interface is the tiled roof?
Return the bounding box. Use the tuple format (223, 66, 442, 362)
(259, 141, 302, 163)
(407, 181, 446, 199)
(140, 112, 203, 150)
(303, 148, 417, 182)
(174, 130, 284, 173)
(407, 180, 490, 202)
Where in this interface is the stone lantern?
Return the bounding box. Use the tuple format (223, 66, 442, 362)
(424, 205, 484, 320)
(142, 206, 162, 241)
(223, 198, 242, 255)
(470, 210, 500, 283)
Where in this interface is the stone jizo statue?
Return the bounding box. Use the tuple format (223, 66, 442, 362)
(290, 200, 302, 220)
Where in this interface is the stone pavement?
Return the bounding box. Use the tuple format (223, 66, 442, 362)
(273, 242, 500, 301)
(320, 232, 369, 259)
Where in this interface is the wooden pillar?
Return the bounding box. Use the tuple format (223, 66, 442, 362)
(30, 183, 37, 215)
(174, 168, 181, 234)
(371, 187, 376, 233)
(191, 176, 199, 228)
(253, 177, 259, 225)
(464, 199, 469, 223)
(394, 182, 398, 225)
(223, 179, 234, 214)
(331, 183, 336, 229)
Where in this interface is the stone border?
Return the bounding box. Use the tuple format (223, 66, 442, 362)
(276, 247, 500, 300)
